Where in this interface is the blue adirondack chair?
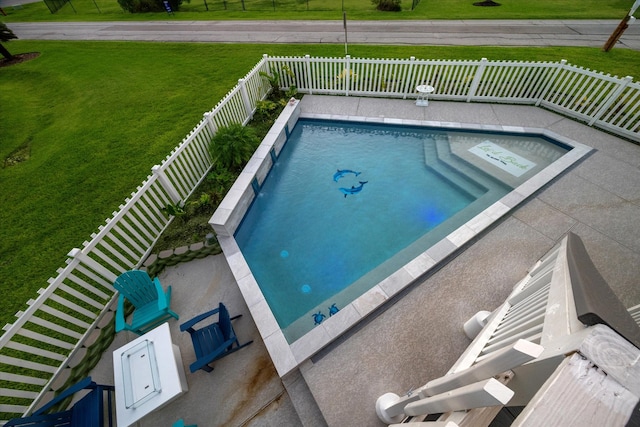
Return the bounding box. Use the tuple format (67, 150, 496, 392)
(113, 270, 179, 335)
(172, 419, 197, 427)
(5, 377, 115, 427)
(180, 303, 253, 373)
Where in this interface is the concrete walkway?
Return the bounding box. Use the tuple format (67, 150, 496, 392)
(7, 20, 640, 49)
(88, 96, 640, 426)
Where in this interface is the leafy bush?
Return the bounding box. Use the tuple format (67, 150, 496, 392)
(118, 0, 184, 13)
(254, 100, 279, 121)
(285, 85, 298, 99)
(259, 67, 283, 99)
(208, 123, 259, 172)
(372, 0, 401, 11)
(260, 65, 298, 102)
(186, 192, 212, 215)
(161, 201, 187, 220)
(206, 166, 237, 202)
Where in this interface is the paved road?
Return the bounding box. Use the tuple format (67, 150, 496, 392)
(8, 20, 640, 49)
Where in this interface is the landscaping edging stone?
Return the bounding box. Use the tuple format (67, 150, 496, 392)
(143, 239, 222, 278)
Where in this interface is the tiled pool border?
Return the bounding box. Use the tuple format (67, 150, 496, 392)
(209, 99, 593, 377)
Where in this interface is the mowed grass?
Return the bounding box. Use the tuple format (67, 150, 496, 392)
(2, 40, 640, 328)
(0, 0, 633, 21)
(0, 41, 263, 327)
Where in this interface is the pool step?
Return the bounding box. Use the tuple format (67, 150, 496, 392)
(423, 136, 495, 200)
(436, 137, 512, 191)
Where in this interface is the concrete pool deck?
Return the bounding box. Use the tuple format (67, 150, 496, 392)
(88, 96, 640, 426)
(211, 96, 593, 379)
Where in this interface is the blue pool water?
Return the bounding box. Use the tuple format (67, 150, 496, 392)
(234, 119, 566, 342)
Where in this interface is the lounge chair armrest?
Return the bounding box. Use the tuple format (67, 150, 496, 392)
(115, 294, 128, 332)
(189, 338, 235, 372)
(33, 377, 95, 415)
(180, 307, 220, 332)
(153, 277, 171, 311)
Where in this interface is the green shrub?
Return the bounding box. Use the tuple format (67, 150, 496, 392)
(285, 85, 298, 99)
(254, 100, 278, 121)
(372, 0, 401, 11)
(161, 201, 187, 221)
(186, 192, 213, 215)
(118, 0, 185, 13)
(259, 65, 298, 106)
(208, 123, 259, 172)
(206, 166, 237, 202)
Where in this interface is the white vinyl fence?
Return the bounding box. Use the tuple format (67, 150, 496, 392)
(268, 55, 640, 142)
(1, 54, 639, 424)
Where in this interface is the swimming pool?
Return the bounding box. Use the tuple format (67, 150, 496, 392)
(210, 98, 592, 377)
(235, 118, 571, 342)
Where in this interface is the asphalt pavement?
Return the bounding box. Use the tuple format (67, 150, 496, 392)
(6, 19, 640, 49)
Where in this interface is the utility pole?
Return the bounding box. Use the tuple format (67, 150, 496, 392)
(603, 0, 640, 51)
(343, 12, 348, 56)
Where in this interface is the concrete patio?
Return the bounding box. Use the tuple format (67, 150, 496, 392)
(89, 95, 640, 426)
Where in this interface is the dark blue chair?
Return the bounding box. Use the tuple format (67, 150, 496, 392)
(5, 377, 114, 427)
(180, 303, 253, 373)
(113, 270, 179, 335)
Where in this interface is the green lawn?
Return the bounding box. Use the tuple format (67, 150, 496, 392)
(2, 40, 640, 328)
(0, 0, 633, 21)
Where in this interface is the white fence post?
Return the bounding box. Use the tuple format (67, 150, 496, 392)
(402, 56, 416, 99)
(151, 165, 181, 203)
(203, 111, 216, 135)
(466, 57, 488, 102)
(588, 75, 633, 126)
(345, 54, 351, 97)
(68, 248, 118, 283)
(304, 54, 313, 95)
(262, 53, 271, 80)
